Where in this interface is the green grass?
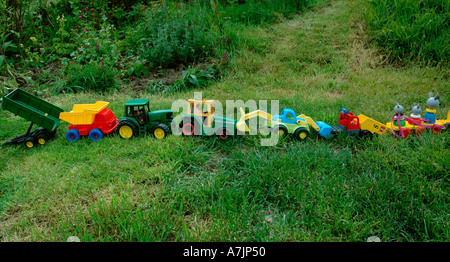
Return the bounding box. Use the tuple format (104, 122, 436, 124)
(363, 0, 449, 65)
(0, 0, 449, 242)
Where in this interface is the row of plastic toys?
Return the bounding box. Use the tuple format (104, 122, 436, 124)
(388, 92, 448, 138)
(1, 89, 449, 148)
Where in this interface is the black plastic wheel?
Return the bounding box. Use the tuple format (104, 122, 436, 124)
(217, 128, 231, 140)
(36, 133, 49, 145)
(117, 120, 139, 139)
(273, 125, 289, 138)
(293, 127, 310, 141)
(181, 118, 201, 136)
(359, 129, 373, 139)
(24, 136, 36, 149)
(151, 123, 170, 139)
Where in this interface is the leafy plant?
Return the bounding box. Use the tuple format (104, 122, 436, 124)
(126, 61, 150, 77)
(126, 1, 224, 68)
(168, 66, 215, 92)
(0, 34, 17, 68)
(64, 63, 117, 93)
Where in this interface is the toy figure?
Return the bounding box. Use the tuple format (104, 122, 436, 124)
(390, 103, 411, 138)
(410, 103, 422, 119)
(424, 92, 440, 123)
(393, 103, 405, 121)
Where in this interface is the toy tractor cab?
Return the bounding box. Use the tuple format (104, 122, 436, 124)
(126, 99, 150, 125)
(177, 99, 236, 139)
(188, 99, 216, 127)
(336, 108, 361, 136)
(117, 99, 173, 140)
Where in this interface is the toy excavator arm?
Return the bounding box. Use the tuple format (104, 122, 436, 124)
(236, 107, 273, 133)
(297, 114, 320, 131)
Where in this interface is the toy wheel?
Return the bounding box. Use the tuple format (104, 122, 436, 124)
(88, 128, 103, 142)
(24, 137, 35, 149)
(66, 129, 80, 142)
(401, 127, 411, 138)
(359, 130, 373, 139)
(117, 120, 139, 139)
(182, 120, 195, 136)
(217, 128, 231, 140)
(294, 128, 310, 141)
(414, 126, 425, 137)
(431, 127, 442, 134)
(273, 125, 288, 138)
(37, 134, 49, 145)
(152, 123, 170, 139)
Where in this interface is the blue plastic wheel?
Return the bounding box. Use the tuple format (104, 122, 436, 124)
(66, 129, 80, 142)
(88, 128, 103, 142)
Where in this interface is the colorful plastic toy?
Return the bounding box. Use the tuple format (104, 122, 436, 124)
(1, 88, 63, 148)
(236, 107, 332, 140)
(424, 92, 440, 123)
(116, 99, 173, 139)
(272, 109, 331, 140)
(386, 102, 445, 138)
(410, 103, 422, 119)
(59, 101, 118, 142)
(435, 110, 450, 130)
(424, 92, 450, 130)
(235, 108, 272, 135)
(330, 108, 387, 139)
(2, 88, 449, 148)
(176, 99, 236, 139)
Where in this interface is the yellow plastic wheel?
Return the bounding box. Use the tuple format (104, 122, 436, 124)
(154, 128, 166, 139)
(26, 141, 34, 148)
(299, 132, 307, 139)
(38, 138, 46, 145)
(279, 129, 285, 137)
(119, 125, 133, 139)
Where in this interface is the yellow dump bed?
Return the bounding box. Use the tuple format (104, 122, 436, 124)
(358, 114, 387, 135)
(59, 101, 109, 125)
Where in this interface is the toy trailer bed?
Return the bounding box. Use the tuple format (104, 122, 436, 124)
(1, 88, 64, 148)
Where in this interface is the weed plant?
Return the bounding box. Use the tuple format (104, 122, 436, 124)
(64, 63, 117, 93)
(125, 1, 224, 68)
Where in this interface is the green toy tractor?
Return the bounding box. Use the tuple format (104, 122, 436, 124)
(176, 99, 236, 139)
(116, 99, 173, 139)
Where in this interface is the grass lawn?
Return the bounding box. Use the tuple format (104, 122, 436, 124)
(0, 0, 449, 242)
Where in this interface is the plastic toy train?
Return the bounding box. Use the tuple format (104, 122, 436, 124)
(1, 88, 449, 148)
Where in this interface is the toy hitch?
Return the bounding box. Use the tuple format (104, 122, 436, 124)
(2, 122, 34, 146)
(2, 123, 55, 147)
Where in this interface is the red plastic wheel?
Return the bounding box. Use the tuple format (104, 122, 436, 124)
(432, 128, 442, 134)
(414, 126, 425, 137)
(219, 129, 229, 140)
(182, 122, 195, 136)
(401, 127, 411, 138)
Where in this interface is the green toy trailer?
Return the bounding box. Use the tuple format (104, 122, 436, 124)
(116, 99, 173, 139)
(1, 88, 64, 148)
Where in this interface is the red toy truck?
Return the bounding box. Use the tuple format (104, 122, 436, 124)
(331, 108, 387, 139)
(59, 102, 118, 142)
